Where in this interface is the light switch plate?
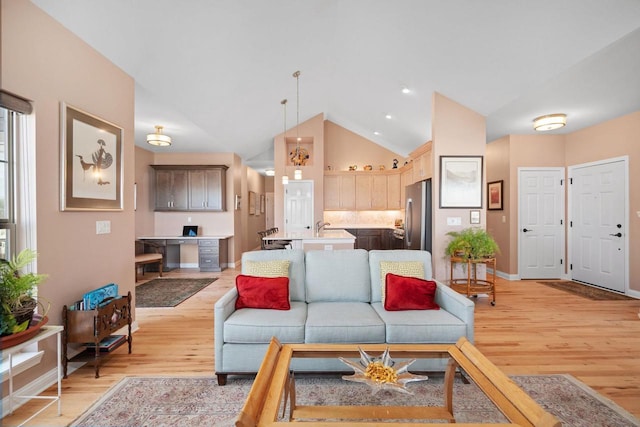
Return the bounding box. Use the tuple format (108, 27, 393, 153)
(446, 217, 462, 226)
(96, 220, 111, 234)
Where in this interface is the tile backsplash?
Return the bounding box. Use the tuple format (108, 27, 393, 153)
(323, 210, 403, 228)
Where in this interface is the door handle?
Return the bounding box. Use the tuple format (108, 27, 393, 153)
(522, 228, 532, 232)
(609, 232, 622, 238)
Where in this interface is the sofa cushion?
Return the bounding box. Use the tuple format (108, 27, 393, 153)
(372, 302, 466, 343)
(235, 275, 290, 310)
(242, 250, 306, 302)
(379, 261, 425, 304)
(305, 249, 371, 303)
(384, 273, 440, 311)
(305, 302, 385, 343)
(244, 259, 290, 277)
(224, 301, 307, 343)
(369, 250, 433, 303)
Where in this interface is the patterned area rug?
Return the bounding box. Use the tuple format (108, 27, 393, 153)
(135, 278, 217, 307)
(70, 374, 639, 426)
(538, 281, 633, 300)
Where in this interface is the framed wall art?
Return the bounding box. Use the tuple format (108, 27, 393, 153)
(60, 103, 123, 211)
(260, 194, 265, 214)
(248, 190, 256, 215)
(487, 180, 504, 210)
(439, 155, 483, 208)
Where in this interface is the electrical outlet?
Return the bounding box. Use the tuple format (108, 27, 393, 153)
(324, 245, 333, 251)
(446, 217, 462, 226)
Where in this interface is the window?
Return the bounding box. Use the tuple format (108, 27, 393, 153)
(0, 107, 16, 260)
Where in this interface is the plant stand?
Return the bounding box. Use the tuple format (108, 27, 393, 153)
(449, 256, 496, 306)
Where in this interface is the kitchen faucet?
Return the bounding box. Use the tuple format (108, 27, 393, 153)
(315, 221, 331, 234)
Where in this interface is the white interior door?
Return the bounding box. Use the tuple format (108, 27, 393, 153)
(569, 158, 627, 292)
(518, 168, 565, 279)
(284, 180, 314, 233)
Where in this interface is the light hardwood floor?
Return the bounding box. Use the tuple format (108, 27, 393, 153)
(4, 267, 640, 426)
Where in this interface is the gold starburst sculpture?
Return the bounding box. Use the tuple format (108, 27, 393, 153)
(339, 347, 429, 395)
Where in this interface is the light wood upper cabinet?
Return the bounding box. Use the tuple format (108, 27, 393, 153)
(324, 174, 355, 210)
(410, 141, 433, 183)
(387, 172, 401, 209)
(326, 171, 401, 211)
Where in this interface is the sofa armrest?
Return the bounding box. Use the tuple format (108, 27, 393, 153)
(435, 281, 475, 343)
(214, 288, 239, 371)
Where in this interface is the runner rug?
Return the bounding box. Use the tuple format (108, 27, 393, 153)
(538, 280, 633, 301)
(70, 374, 639, 427)
(135, 278, 217, 307)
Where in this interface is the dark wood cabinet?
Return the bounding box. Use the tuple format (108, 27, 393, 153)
(154, 169, 188, 210)
(152, 165, 227, 211)
(346, 228, 395, 251)
(62, 292, 132, 378)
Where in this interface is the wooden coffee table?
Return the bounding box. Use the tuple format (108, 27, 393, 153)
(236, 337, 560, 427)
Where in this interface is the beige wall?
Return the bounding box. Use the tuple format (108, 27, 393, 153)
(565, 111, 640, 292)
(2, 0, 135, 390)
(485, 136, 510, 274)
(431, 92, 487, 281)
(324, 120, 403, 172)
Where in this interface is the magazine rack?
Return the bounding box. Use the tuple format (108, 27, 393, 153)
(62, 292, 132, 378)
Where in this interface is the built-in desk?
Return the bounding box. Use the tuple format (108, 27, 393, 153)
(137, 235, 232, 272)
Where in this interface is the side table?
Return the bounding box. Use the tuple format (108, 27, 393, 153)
(1, 325, 63, 426)
(449, 256, 496, 305)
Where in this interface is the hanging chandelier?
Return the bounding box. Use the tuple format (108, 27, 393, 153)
(291, 70, 308, 179)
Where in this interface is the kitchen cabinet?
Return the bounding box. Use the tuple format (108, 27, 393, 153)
(324, 174, 356, 210)
(152, 165, 227, 212)
(345, 228, 387, 251)
(356, 175, 388, 210)
(189, 168, 226, 211)
(411, 141, 433, 183)
(154, 169, 188, 210)
(387, 172, 402, 209)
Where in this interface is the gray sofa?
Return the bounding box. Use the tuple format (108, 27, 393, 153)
(214, 249, 474, 385)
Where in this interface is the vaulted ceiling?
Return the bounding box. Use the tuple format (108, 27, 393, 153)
(32, 1, 640, 173)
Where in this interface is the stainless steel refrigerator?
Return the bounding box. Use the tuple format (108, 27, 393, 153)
(404, 179, 432, 252)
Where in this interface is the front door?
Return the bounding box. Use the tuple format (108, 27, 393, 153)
(569, 157, 627, 292)
(518, 168, 565, 279)
(284, 180, 314, 233)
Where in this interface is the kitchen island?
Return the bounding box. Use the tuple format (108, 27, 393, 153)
(263, 229, 355, 251)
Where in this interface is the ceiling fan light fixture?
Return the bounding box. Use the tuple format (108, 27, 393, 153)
(533, 113, 567, 131)
(147, 125, 172, 146)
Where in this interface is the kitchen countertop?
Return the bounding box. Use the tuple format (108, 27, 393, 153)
(263, 229, 355, 241)
(137, 235, 233, 240)
(327, 225, 397, 230)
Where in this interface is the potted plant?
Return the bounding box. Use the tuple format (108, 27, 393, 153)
(445, 227, 500, 260)
(0, 249, 48, 337)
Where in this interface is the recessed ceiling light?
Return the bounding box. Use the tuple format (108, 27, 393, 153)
(373, 131, 381, 136)
(385, 114, 392, 119)
(401, 87, 410, 94)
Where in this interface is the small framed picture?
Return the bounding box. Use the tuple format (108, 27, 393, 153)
(470, 210, 481, 224)
(487, 180, 504, 210)
(235, 194, 241, 210)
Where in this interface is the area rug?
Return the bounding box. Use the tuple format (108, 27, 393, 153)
(70, 374, 639, 427)
(538, 280, 633, 301)
(135, 278, 217, 307)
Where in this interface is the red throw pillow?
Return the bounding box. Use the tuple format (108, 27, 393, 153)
(235, 275, 290, 310)
(384, 273, 440, 311)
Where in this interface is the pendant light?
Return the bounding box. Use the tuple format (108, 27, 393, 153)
(281, 99, 289, 185)
(293, 70, 302, 180)
(146, 125, 172, 146)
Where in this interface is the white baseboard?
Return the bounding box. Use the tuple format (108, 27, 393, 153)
(1, 320, 139, 418)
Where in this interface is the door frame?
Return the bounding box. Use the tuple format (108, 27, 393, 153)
(567, 155, 629, 294)
(517, 167, 566, 280)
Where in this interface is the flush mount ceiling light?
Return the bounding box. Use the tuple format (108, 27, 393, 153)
(533, 114, 567, 131)
(401, 86, 410, 94)
(265, 169, 275, 176)
(146, 125, 172, 146)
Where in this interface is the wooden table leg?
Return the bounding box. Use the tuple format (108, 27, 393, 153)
(442, 357, 458, 423)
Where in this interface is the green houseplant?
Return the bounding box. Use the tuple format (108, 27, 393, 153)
(445, 227, 500, 260)
(0, 249, 48, 336)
